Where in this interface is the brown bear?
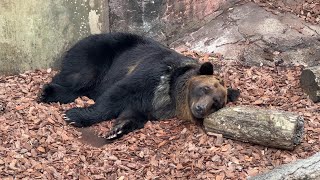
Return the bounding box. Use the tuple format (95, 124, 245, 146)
(38, 32, 240, 140)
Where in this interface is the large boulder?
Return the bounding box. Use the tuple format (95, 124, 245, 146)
(171, 2, 320, 67)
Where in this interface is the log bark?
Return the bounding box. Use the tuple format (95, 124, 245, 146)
(203, 106, 304, 150)
(249, 152, 320, 180)
(300, 66, 320, 103)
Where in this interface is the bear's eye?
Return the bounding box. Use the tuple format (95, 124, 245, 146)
(201, 86, 210, 94)
(217, 78, 224, 86)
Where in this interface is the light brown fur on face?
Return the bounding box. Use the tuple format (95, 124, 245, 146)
(175, 75, 227, 122)
(190, 75, 227, 103)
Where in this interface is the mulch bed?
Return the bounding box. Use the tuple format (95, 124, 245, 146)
(0, 51, 320, 179)
(248, 0, 320, 24)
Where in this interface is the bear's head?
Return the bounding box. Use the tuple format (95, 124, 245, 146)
(188, 62, 240, 120)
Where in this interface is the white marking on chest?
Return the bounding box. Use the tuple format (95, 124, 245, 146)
(152, 74, 173, 119)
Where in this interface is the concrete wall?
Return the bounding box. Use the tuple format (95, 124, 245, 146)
(0, 0, 238, 75)
(0, 0, 108, 75)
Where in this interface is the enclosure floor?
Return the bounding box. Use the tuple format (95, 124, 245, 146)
(0, 51, 319, 179)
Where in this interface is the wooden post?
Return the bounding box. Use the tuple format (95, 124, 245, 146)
(203, 106, 304, 150)
(300, 66, 320, 102)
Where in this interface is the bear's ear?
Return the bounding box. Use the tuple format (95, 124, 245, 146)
(227, 88, 240, 103)
(199, 62, 214, 75)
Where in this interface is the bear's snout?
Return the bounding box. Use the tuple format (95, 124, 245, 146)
(192, 103, 207, 119)
(195, 104, 206, 115)
(191, 94, 226, 119)
(192, 99, 213, 119)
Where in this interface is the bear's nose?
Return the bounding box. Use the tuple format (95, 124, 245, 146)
(195, 105, 205, 114)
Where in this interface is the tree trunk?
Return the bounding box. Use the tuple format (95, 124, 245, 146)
(249, 152, 320, 180)
(203, 106, 304, 150)
(300, 66, 320, 103)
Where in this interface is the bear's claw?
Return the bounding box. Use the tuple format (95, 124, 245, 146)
(62, 114, 71, 121)
(62, 112, 87, 127)
(37, 94, 44, 103)
(106, 134, 117, 140)
(63, 108, 95, 128)
(37, 84, 53, 103)
(105, 128, 123, 140)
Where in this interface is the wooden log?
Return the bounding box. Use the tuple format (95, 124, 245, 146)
(203, 106, 304, 150)
(300, 66, 320, 102)
(249, 152, 320, 180)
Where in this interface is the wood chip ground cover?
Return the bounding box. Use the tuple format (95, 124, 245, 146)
(0, 51, 319, 179)
(248, 0, 320, 24)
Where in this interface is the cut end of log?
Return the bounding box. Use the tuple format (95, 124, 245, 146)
(204, 106, 304, 150)
(293, 115, 304, 146)
(300, 68, 320, 103)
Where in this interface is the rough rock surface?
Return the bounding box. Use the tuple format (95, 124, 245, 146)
(249, 152, 320, 180)
(109, 0, 241, 43)
(247, 0, 320, 25)
(171, 2, 320, 67)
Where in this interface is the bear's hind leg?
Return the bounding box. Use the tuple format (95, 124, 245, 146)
(63, 104, 118, 127)
(38, 83, 78, 103)
(64, 79, 139, 128)
(105, 110, 148, 140)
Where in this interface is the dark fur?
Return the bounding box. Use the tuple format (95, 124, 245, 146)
(39, 33, 239, 140)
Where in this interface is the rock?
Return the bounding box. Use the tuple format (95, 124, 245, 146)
(249, 152, 320, 180)
(171, 2, 320, 67)
(300, 65, 320, 102)
(109, 0, 241, 44)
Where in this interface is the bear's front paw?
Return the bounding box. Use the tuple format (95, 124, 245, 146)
(105, 126, 124, 140)
(63, 109, 92, 127)
(105, 120, 131, 140)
